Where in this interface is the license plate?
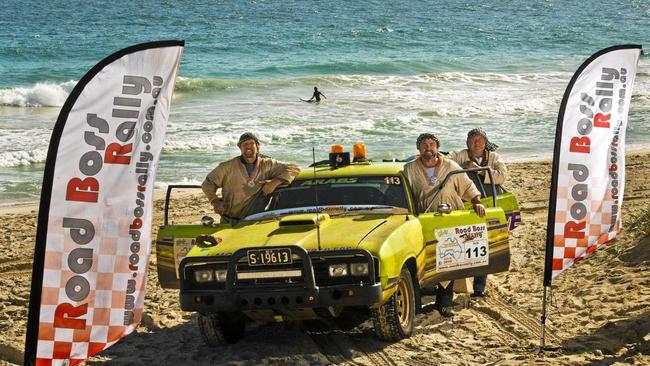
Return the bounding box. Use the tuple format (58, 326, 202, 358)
(247, 248, 292, 266)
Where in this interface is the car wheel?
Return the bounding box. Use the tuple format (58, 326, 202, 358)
(371, 267, 415, 341)
(197, 312, 246, 346)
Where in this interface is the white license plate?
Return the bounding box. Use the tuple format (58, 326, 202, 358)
(247, 248, 292, 266)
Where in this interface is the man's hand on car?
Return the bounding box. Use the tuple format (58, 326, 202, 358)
(211, 198, 226, 214)
(261, 178, 283, 195)
(471, 196, 486, 217)
(473, 203, 485, 217)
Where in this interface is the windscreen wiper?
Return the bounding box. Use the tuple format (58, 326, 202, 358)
(345, 205, 396, 211)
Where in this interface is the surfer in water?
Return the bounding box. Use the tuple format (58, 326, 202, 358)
(302, 86, 326, 103)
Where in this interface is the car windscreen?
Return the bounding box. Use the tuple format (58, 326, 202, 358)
(245, 175, 408, 218)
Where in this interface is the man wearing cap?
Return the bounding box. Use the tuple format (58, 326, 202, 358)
(403, 133, 485, 317)
(449, 128, 507, 297)
(201, 132, 300, 224)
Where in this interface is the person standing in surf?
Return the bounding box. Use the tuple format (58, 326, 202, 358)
(201, 132, 300, 225)
(304, 86, 326, 102)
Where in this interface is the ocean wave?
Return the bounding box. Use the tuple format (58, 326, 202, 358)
(172, 71, 576, 94)
(154, 177, 203, 190)
(0, 70, 606, 103)
(173, 76, 289, 93)
(161, 124, 311, 152)
(0, 81, 76, 107)
(163, 132, 237, 151)
(0, 149, 48, 167)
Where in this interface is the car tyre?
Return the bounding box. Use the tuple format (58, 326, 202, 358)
(198, 312, 246, 345)
(371, 267, 415, 341)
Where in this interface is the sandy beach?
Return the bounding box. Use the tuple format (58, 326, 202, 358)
(1, 152, 649, 366)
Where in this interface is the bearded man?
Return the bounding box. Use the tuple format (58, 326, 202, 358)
(201, 132, 300, 225)
(403, 133, 485, 317)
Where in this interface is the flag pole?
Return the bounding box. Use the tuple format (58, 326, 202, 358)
(539, 44, 642, 355)
(539, 285, 549, 352)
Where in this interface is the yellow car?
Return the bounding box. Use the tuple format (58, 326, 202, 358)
(155, 155, 519, 345)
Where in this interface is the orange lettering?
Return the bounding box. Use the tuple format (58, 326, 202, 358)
(104, 143, 132, 165)
(54, 302, 88, 329)
(594, 113, 610, 128)
(66, 177, 99, 202)
(130, 218, 142, 230)
(564, 221, 586, 239)
(569, 136, 590, 154)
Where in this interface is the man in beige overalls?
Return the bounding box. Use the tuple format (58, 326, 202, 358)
(202, 132, 300, 224)
(449, 128, 507, 297)
(403, 133, 484, 317)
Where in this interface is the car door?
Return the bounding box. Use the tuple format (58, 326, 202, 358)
(415, 168, 511, 287)
(417, 207, 510, 287)
(465, 169, 522, 232)
(156, 185, 224, 289)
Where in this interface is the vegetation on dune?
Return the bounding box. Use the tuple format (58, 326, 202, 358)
(627, 206, 650, 239)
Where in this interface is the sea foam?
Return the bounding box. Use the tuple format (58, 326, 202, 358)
(0, 149, 48, 167)
(0, 81, 76, 107)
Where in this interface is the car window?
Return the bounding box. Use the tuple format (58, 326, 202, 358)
(464, 171, 506, 198)
(245, 176, 409, 218)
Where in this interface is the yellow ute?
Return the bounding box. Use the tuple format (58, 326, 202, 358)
(155, 158, 520, 345)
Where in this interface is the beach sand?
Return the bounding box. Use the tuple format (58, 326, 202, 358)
(1, 152, 649, 365)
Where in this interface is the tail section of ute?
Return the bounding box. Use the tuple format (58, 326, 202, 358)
(156, 184, 220, 289)
(463, 167, 522, 232)
(156, 225, 220, 289)
(494, 192, 522, 231)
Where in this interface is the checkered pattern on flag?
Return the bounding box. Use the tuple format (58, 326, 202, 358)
(543, 45, 642, 285)
(25, 41, 184, 366)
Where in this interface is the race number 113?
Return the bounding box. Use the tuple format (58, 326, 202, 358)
(465, 245, 487, 259)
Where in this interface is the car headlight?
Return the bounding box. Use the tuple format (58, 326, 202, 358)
(350, 262, 369, 276)
(194, 269, 214, 283)
(328, 263, 349, 277)
(215, 269, 228, 282)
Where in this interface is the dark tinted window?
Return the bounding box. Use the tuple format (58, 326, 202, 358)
(246, 176, 408, 217)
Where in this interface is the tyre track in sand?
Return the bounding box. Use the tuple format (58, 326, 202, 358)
(0, 259, 33, 275)
(463, 305, 522, 346)
(347, 334, 401, 366)
(476, 295, 562, 346)
(309, 332, 363, 366)
(309, 331, 398, 366)
(375, 340, 443, 366)
(0, 343, 23, 365)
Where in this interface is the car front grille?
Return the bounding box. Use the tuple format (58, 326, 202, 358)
(183, 249, 379, 290)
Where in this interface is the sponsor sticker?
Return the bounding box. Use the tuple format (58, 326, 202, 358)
(435, 223, 489, 272)
(174, 238, 196, 277)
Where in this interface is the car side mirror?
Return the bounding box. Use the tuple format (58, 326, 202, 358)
(201, 216, 215, 226)
(437, 203, 452, 214)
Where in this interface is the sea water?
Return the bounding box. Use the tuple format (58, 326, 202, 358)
(0, 0, 648, 205)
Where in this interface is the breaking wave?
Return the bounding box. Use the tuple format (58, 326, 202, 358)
(0, 81, 76, 107)
(0, 149, 48, 167)
(1, 71, 581, 104)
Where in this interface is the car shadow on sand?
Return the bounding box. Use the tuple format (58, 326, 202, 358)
(85, 312, 402, 366)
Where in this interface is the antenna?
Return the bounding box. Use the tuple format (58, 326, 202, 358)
(312, 147, 322, 251)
